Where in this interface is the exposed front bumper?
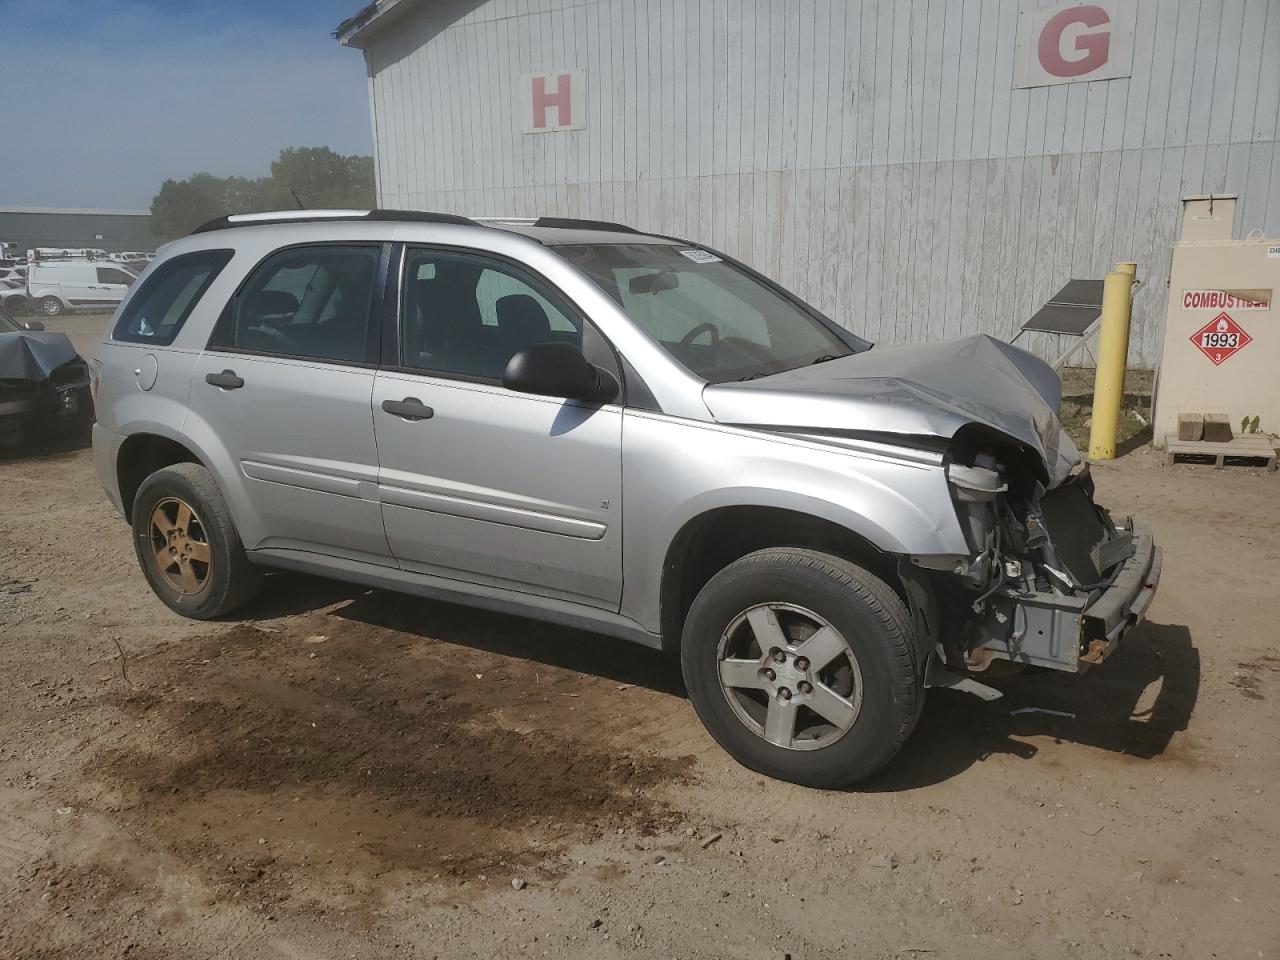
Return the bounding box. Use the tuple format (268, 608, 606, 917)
(976, 520, 1161, 673)
(1078, 522, 1161, 667)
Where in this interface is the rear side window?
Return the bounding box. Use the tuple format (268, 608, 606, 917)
(113, 249, 233, 346)
(209, 244, 380, 364)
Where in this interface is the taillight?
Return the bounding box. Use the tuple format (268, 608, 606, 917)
(90, 359, 103, 407)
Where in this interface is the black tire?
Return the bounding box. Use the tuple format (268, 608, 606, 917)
(40, 296, 63, 317)
(131, 462, 262, 619)
(681, 548, 922, 788)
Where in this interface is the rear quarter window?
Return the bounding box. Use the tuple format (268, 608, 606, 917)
(112, 249, 233, 346)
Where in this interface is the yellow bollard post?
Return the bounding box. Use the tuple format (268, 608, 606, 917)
(1088, 261, 1138, 460)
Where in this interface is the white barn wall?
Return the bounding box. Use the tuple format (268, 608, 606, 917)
(358, 0, 1280, 367)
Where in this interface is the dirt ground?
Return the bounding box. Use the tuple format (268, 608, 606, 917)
(1, 315, 1277, 959)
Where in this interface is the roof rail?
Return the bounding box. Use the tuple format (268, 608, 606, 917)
(532, 217, 643, 234)
(190, 208, 478, 235)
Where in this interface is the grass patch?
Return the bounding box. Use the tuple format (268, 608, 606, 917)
(1058, 367, 1154, 453)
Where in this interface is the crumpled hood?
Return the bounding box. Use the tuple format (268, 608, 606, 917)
(703, 334, 1080, 485)
(0, 331, 82, 383)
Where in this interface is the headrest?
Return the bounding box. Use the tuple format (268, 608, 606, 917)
(496, 293, 550, 336)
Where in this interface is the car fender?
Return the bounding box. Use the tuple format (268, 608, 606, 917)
(618, 412, 970, 633)
(26, 286, 65, 306)
(100, 345, 263, 547)
(174, 402, 269, 547)
(112, 410, 267, 548)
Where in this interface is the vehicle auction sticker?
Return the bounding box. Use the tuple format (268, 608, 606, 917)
(678, 249, 722, 264)
(1190, 312, 1252, 365)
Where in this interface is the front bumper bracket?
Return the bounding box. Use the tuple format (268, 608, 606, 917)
(975, 521, 1161, 673)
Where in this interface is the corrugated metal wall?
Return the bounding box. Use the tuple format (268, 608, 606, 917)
(361, 0, 1280, 366)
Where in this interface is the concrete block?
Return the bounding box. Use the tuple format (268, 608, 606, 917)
(1177, 413, 1204, 441)
(1203, 413, 1233, 443)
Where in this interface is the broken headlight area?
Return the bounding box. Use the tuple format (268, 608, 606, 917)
(921, 443, 1151, 677)
(0, 359, 93, 444)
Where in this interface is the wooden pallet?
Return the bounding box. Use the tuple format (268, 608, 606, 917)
(1164, 433, 1277, 471)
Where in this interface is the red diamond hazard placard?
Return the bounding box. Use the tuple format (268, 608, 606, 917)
(1189, 312, 1252, 366)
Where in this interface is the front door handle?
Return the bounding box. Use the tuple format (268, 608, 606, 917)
(205, 369, 244, 390)
(381, 397, 434, 421)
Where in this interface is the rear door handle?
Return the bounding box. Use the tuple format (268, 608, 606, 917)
(381, 397, 434, 421)
(205, 369, 244, 390)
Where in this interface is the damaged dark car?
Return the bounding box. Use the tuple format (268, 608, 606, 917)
(0, 310, 94, 445)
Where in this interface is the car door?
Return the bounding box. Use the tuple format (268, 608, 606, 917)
(372, 246, 624, 610)
(190, 241, 394, 564)
(55, 264, 97, 307)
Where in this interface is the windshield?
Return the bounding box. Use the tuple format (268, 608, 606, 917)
(0, 311, 21, 333)
(558, 243, 864, 383)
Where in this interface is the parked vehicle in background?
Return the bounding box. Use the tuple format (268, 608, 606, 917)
(91, 209, 1161, 788)
(1, 277, 27, 311)
(0, 308, 93, 444)
(28, 247, 109, 263)
(27, 260, 137, 316)
(109, 251, 154, 267)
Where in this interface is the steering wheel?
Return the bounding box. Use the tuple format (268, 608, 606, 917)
(680, 322, 720, 347)
(245, 321, 294, 352)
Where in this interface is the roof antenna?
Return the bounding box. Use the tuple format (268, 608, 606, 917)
(290, 189, 306, 210)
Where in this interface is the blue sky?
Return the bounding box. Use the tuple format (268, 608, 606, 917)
(1, 0, 373, 209)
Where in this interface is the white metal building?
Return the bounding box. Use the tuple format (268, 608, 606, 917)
(337, 0, 1280, 366)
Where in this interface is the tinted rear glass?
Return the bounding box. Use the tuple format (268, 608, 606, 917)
(113, 249, 233, 346)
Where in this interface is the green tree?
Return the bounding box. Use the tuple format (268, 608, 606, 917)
(149, 147, 375, 239)
(267, 147, 375, 209)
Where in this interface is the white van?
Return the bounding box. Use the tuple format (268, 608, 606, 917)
(27, 260, 137, 316)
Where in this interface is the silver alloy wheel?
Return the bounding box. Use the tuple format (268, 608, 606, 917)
(41, 297, 62, 316)
(716, 602, 864, 751)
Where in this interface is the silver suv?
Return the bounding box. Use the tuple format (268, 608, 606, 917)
(91, 210, 1160, 787)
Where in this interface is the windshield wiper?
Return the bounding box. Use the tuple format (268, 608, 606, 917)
(734, 353, 847, 382)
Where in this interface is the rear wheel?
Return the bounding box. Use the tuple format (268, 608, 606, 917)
(131, 462, 262, 619)
(40, 296, 63, 317)
(681, 548, 922, 788)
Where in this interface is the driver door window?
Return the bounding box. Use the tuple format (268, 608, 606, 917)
(400, 248, 581, 381)
(211, 244, 380, 364)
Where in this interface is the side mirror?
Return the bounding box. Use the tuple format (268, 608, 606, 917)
(23, 320, 45, 331)
(503, 342, 619, 404)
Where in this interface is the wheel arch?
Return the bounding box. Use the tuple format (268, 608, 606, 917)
(658, 503, 907, 653)
(116, 431, 209, 518)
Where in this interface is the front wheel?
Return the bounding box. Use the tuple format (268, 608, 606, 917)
(40, 296, 64, 317)
(681, 548, 922, 788)
(131, 462, 262, 619)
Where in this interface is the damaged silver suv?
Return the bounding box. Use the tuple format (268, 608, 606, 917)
(91, 210, 1160, 787)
